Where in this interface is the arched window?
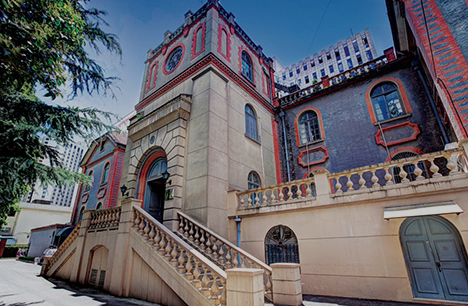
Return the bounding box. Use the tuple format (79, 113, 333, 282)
(85, 170, 93, 191)
(101, 163, 110, 185)
(265, 225, 300, 265)
(248, 171, 261, 190)
(143, 157, 168, 222)
(391, 151, 427, 183)
(371, 82, 405, 122)
(196, 27, 203, 53)
(96, 202, 102, 210)
(245, 105, 258, 141)
(298, 111, 321, 144)
(307, 173, 317, 197)
(78, 206, 85, 223)
(241, 51, 253, 82)
(221, 29, 228, 55)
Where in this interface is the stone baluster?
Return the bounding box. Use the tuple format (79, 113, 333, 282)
(247, 195, 252, 205)
(133, 211, 141, 229)
(384, 167, 393, 185)
(205, 234, 213, 254)
(370, 169, 379, 187)
(194, 225, 200, 246)
(185, 254, 194, 280)
(177, 247, 186, 274)
(183, 219, 190, 238)
(413, 161, 425, 180)
(240, 195, 245, 207)
(138, 216, 145, 235)
(265, 271, 273, 296)
(334, 177, 343, 194)
(210, 276, 220, 304)
(225, 247, 232, 268)
(270, 189, 276, 202)
(254, 192, 260, 205)
(262, 192, 268, 205)
(232, 250, 239, 267)
(153, 227, 161, 251)
(218, 243, 225, 264)
(346, 174, 354, 191)
(287, 185, 293, 200)
(199, 229, 206, 251)
(278, 188, 284, 201)
(296, 184, 302, 198)
(164, 237, 173, 261)
(192, 261, 202, 288)
(399, 164, 409, 183)
(201, 267, 211, 297)
(148, 224, 155, 246)
(220, 278, 226, 305)
(358, 172, 367, 189)
(170, 240, 179, 267)
(158, 232, 167, 256)
(188, 221, 194, 242)
(429, 158, 442, 177)
(143, 220, 150, 239)
(446, 152, 459, 175)
(178, 215, 184, 235)
(240, 254, 246, 268)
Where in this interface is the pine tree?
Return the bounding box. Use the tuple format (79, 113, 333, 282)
(0, 0, 122, 228)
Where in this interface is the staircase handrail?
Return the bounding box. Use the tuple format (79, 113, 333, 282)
(45, 224, 80, 272)
(132, 205, 227, 305)
(177, 211, 272, 274)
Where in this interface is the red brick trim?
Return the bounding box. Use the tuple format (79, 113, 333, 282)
(364, 77, 412, 125)
(374, 121, 420, 147)
(385, 146, 425, 162)
(163, 43, 186, 75)
(145, 59, 159, 93)
(217, 23, 231, 62)
(97, 187, 106, 199)
(137, 151, 167, 206)
(298, 146, 329, 167)
(271, 119, 283, 184)
(302, 166, 327, 179)
(136, 54, 273, 114)
(238, 46, 256, 85)
(294, 106, 326, 147)
(191, 22, 206, 60)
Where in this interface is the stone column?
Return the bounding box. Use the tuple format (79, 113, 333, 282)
(313, 169, 332, 204)
(271, 263, 302, 306)
(226, 268, 264, 306)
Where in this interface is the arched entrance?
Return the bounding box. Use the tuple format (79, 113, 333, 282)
(400, 216, 468, 302)
(265, 225, 300, 265)
(142, 158, 167, 223)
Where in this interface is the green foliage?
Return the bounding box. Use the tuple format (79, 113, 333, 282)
(0, 0, 121, 229)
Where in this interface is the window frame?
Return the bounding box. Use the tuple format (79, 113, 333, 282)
(247, 171, 261, 190)
(100, 162, 110, 185)
(365, 78, 412, 124)
(294, 107, 325, 147)
(245, 104, 259, 142)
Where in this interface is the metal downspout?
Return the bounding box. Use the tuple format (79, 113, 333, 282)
(279, 110, 291, 181)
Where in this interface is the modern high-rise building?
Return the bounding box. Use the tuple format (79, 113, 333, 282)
(25, 137, 84, 207)
(273, 29, 378, 89)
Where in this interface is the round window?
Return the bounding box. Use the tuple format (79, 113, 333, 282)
(165, 46, 183, 73)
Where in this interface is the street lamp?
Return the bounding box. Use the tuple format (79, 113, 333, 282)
(161, 170, 171, 185)
(120, 184, 129, 197)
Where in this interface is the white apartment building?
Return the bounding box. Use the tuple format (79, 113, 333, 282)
(26, 137, 84, 207)
(274, 29, 378, 89)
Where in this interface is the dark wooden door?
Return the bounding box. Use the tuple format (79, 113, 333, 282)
(400, 216, 468, 302)
(144, 179, 165, 223)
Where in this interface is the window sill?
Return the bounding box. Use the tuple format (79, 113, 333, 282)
(298, 139, 324, 148)
(241, 73, 256, 87)
(374, 113, 411, 126)
(245, 133, 261, 145)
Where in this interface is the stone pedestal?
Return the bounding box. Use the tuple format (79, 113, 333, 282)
(271, 263, 303, 306)
(226, 268, 264, 306)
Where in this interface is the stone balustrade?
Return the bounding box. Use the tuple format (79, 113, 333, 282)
(88, 207, 121, 231)
(329, 148, 465, 194)
(47, 224, 80, 268)
(132, 206, 227, 305)
(238, 178, 316, 208)
(237, 148, 467, 208)
(176, 211, 273, 300)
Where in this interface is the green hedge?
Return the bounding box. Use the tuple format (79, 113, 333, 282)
(1, 245, 28, 258)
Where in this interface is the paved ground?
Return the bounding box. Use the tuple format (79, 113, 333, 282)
(0, 258, 156, 306)
(1, 258, 444, 306)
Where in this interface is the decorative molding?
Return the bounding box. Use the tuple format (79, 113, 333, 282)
(385, 146, 425, 162)
(364, 77, 413, 125)
(298, 146, 329, 167)
(136, 54, 273, 114)
(375, 121, 420, 147)
(97, 187, 106, 199)
(217, 23, 231, 62)
(145, 60, 159, 93)
(294, 106, 326, 147)
(238, 45, 256, 85)
(162, 43, 186, 75)
(81, 193, 89, 203)
(191, 22, 206, 60)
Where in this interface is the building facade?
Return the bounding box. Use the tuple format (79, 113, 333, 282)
(71, 132, 127, 224)
(274, 30, 378, 90)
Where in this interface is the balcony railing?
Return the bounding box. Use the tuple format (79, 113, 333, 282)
(237, 147, 467, 208)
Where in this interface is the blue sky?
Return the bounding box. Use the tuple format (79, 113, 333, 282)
(59, 0, 393, 120)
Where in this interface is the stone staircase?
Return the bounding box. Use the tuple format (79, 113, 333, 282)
(174, 211, 273, 301)
(41, 200, 277, 306)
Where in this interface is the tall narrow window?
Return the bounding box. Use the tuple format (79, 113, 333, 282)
(265, 225, 300, 265)
(248, 171, 261, 190)
(366, 50, 373, 60)
(196, 27, 203, 53)
(347, 58, 353, 69)
(85, 170, 93, 191)
(334, 48, 341, 60)
(241, 51, 253, 82)
(298, 111, 321, 144)
(371, 82, 405, 121)
(303, 62, 308, 71)
(352, 40, 359, 53)
(320, 69, 325, 77)
(101, 163, 110, 185)
(221, 29, 228, 55)
(245, 105, 258, 141)
(344, 43, 350, 56)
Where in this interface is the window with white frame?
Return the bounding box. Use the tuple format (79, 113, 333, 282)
(245, 105, 258, 141)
